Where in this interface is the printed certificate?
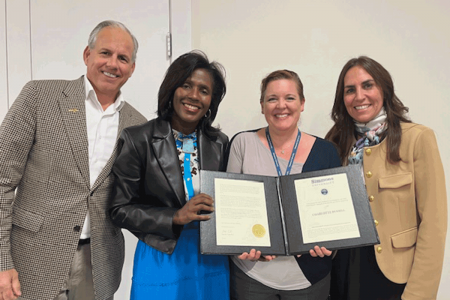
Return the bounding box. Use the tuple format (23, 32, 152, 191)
(215, 178, 271, 247)
(200, 166, 379, 255)
(295, 174, 360, 244)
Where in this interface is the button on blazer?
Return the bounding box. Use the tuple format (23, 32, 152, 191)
(363, 122, 447, 299)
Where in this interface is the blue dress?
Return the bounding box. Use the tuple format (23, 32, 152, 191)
(130, 130, 230, 300)
(131, 223, 230, 299)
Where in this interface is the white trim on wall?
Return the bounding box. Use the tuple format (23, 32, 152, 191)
(5, 0, 31, 105)
(1, 0, 8, 121)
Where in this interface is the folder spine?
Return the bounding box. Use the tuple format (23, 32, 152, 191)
(276, 177, 289, 255)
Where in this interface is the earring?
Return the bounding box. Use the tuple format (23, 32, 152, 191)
(204, 109, 211, 118)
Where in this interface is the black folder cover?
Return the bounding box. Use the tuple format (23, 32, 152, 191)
(200, 165, 379, 255)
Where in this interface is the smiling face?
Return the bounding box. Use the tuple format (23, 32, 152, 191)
(261, 79, 304, 134)
(343, 66, 384, 123)
(171, 68, 213, 134)
(83, 26, 135, 101)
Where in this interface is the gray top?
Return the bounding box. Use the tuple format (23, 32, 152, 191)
(227, 131, 311, 290)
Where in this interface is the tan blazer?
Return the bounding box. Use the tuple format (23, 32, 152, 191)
(0, 77, 147, 300)
(362, 122, 447, 300)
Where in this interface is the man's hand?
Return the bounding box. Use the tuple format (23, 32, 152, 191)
(0, 269, 21, 300)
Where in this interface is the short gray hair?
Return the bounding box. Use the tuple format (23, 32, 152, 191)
(88, 20, 138, 62)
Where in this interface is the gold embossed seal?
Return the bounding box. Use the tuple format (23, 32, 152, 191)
(252, 224, 266, 238)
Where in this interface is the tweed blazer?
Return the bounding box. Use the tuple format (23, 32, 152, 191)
(0, 77, 147, 300)
(109, 118, 229, 255)
(361, 122, 447, 300)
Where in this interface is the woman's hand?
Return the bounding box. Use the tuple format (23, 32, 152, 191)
(238, 249, 276, 262)
(173, 193, 214, 225)
(309, 246, 332, 258)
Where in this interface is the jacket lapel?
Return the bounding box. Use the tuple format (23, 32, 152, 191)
(152, 119, 186, 206)
(198, 131, 222, 171)
(59, 77, 90, 188)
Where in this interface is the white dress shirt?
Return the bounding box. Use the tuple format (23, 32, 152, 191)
(80, 76, 123, 239)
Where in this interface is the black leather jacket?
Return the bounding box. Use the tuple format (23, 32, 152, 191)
(109, 118, 229, 254)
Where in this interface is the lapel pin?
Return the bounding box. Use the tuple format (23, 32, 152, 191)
(68, 109, 79, 113)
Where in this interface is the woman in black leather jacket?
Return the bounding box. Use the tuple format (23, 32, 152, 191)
(109, 51, 230, 300)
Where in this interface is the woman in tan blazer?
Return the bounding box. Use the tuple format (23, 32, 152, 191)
(326, 56, 447, 300)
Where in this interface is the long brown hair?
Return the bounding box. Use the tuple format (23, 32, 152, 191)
(325, 56, 410, 164)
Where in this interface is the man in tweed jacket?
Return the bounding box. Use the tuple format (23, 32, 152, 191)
(0, 21, 147, 300)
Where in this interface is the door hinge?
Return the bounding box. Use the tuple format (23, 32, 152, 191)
(166, 32, 172, 58)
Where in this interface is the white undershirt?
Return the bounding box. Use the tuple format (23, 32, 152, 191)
(80, 76, 123, 239)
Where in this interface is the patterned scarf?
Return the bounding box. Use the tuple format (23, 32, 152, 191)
(348, 108, 387, 165)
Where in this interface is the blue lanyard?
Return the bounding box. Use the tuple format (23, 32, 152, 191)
(265, 127, 301, 176)
(183, 153, 195, 200)
(175, 132, 197, 200)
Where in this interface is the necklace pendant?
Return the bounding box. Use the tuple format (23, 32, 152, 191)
(182, 139, 195, 153)
(281, 149, 285, 154)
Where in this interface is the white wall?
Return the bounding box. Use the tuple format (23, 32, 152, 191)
(191, 0, 450, 299)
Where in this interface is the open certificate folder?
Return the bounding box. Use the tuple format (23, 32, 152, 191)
(200, 165, 379, 255)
